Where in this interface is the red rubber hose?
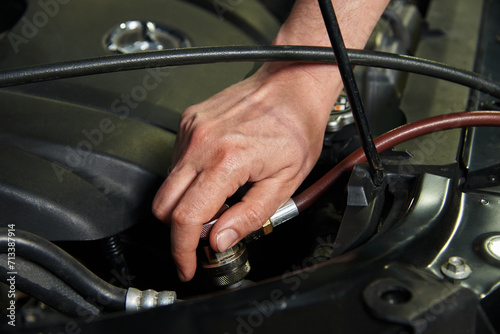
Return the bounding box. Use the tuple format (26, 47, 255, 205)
(293, 111, 500, 212)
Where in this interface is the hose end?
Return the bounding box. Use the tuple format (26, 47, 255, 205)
(125, 288, 176, 312)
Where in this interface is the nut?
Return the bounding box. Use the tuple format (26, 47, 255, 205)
(441, 256, 471, 280)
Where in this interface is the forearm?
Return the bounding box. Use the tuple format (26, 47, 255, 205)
(277, 0, 390, 48)
(266, 0, 391, 112)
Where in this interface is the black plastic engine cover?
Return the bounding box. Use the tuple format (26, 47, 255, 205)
(0, 0, 279, 241)
(0, 90, 175, 241)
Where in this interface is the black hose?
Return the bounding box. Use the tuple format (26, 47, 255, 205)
(318, 0, 384, 186)
(0, 228, 126, 312)
(0, 254, 102, 317)
(0, 46, 499, 99)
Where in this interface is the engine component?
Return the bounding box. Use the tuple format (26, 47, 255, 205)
(104, 20, 191, 54)
(0, 0, 280, 242)
(357, 0, 422, 135)
(198, 212, 251, 287)
(0, 254, 102, 317)
(326, 92, 354, 133)
(197, 199, 298, 287)
(293, 111, 500, 212)
(0, 229, 127, 312)
(198, 241, 251, 288)
(0, 104, 174, 241)
(125, 288, 176, 312)
(3, 0, 500, 332)
(440, 256, 472, 281)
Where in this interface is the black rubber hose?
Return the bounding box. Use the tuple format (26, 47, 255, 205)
(0, 228, 126, 311)
(0, 46, 499, 99)
(0, 254, 102, 317)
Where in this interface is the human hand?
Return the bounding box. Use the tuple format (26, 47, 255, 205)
(152, 0, 390, 281)
(152, 61, 341, 281)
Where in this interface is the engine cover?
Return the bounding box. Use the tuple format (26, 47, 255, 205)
(0, 0, 279, 241)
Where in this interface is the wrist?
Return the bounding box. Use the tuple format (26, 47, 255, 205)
(249, 60, 341, 132)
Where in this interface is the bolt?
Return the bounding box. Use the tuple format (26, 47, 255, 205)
(446, 257, 466, 272)
(480, 199, 489, 205)
(441, 256, 472, 281)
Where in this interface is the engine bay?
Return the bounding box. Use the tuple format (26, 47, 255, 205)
(1, 0, 500, 333)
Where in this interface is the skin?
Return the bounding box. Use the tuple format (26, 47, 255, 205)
(152, 0, 391, 282)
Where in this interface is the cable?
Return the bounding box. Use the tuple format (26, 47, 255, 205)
(318, 0, 384, 186)
(293, 111, 500, 212)
(0, 46, 499, 99)
(0, 228, 126, 311)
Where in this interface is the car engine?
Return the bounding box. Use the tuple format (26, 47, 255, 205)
(1, 0, 500, 333)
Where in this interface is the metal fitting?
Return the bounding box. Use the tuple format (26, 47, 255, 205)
(196, 200, 298, 287)
(326, 92, 354, 133)
(199, 204, 229, 239)
(199, 242, 250, 287)
(198, 217, 251, 287)
(125, 288, 176, 312)
(269, 199, 299, 228)
(440, 256, 472, 281)
(104, 20, 191, 54)
(201, 200, 298, 243)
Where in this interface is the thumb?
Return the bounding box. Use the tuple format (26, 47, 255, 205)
(209, 179, 294, 252)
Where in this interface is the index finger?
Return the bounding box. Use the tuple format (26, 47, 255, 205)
(167, 165, 247, 281)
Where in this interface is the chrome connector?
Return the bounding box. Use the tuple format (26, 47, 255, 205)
(269, 199, 299, 228)
(125, 288, 176, 312)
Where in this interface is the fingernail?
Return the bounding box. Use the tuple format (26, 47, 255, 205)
(216, 229, 239, 252)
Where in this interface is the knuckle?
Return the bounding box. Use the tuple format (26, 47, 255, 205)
(179, 106, 201, 132)
(190, 124, 212, 146)
(208, 152, 247, 192)
(171, 206, 191, 226)
(242, 203, 268, 230)
(214, 152, 237, 175)
(179, 111, 193, 130)
(182, 104, 199, 118)
(242, 93, 266, 110)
